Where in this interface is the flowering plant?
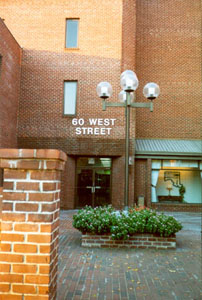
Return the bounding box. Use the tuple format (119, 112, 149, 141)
(73, 206, 182, 240)
(129, 205, 150, 212)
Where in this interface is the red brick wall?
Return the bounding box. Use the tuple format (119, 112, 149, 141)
(0, 0, 137, 144)
(0, 19, 22, 148)
(122, 0, 136, 71)
(61, 156, 75, 209)
(134, 159, 147, 204)
(135, 0, 201, 139)
(121, 0, 137, 152)
(0, 0, 125, 140)
(134, 158, 153, 207)
(0, 0, 138, 209)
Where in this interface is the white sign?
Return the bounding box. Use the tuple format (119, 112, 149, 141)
(72, 118, 116, 135)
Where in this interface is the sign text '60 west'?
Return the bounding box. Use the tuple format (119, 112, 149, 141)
(72, 118, 116, 135)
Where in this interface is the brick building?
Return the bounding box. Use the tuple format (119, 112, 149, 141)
(0, 18, 21, 149)
(0, 0, 201, 211)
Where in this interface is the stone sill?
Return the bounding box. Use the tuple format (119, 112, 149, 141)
(0, 149, 67, 161)
(82, 233, 176, 249)
(0, 149, 67, 171)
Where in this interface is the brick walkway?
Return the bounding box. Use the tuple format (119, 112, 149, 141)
(57, 210, 202, 300)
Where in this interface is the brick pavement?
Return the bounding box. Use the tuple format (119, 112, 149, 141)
(57, 210, 202, 300)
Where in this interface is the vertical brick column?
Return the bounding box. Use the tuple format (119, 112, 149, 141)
(0, 149, 67, 300)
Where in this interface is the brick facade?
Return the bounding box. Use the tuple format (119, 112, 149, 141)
(0, 19, 22, 148)
(0, 0, 201, 210)
(0, 0, 137, 209)
(0, 148, 66, 299)
(135, 0, 201, 139)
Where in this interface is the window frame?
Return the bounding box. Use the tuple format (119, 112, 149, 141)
(65, 18, 79, 49)
(63, 80, 78, 117)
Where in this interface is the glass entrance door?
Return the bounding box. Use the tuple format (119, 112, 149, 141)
(76, 165, 111, 208)
(94, 169, 111, 207)
(77, 169, 93, 207)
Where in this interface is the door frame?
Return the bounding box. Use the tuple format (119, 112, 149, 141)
(75, 165, 112, 208)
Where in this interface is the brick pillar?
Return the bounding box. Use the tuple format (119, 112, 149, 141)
(0, 187, 3, 252)
(0, 149, 67, 300)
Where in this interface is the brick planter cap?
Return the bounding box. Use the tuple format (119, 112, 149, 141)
(0, 149, 67, 161)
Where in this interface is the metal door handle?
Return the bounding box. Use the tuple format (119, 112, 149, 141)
(86, 186, 95, 193)
(86, 186, 101, 193)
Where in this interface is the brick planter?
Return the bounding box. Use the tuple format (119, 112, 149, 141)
(82, 233, 176, 249)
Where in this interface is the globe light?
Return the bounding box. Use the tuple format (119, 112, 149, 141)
(143, 82, 160, 100)
(120, 70, 136, 79)
(120, 70, 139, 92)
(96, 82, 113, 99)
(118, 90, 135, 103)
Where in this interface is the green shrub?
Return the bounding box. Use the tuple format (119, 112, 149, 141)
(73, 206, 183, 240)
(72, 205, 115, 234)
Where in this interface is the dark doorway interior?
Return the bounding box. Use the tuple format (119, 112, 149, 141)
(76, 157, 111, 208)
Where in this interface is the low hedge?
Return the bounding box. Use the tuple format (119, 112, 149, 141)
(73, 206, 183, 240)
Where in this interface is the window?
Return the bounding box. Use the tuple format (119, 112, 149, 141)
(65, 19, 79, 48)
(151, 160, 202, 204)
(77, 157, 112, 168)
(64, 81, 77, 115)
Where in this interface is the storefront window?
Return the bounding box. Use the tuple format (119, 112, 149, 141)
(151, 160, 202, 204)
(162, 160, 198, 168)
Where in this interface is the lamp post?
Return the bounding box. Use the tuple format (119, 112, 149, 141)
(96, 70, 160, 210)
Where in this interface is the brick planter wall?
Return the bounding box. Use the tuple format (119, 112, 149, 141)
(82, 234, 176, 249)
(151, 203, 202, 212)
(0, 149, 67, 300)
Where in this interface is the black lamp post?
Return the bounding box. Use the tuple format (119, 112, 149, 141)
(96, 70, 160, 210)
